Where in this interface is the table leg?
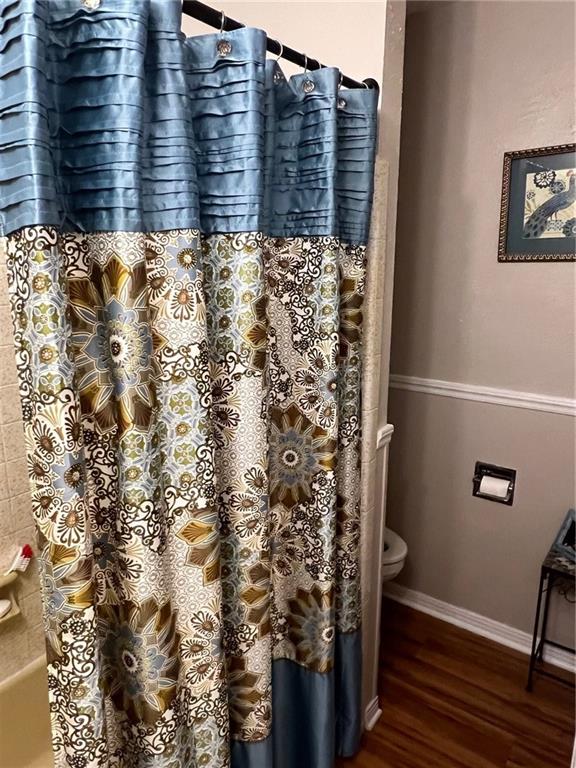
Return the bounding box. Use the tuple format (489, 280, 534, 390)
(538, 572, 554, 663)
(527, 568, 545, 692)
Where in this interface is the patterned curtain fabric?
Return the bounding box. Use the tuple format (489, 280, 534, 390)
(0, 2, 378, 767)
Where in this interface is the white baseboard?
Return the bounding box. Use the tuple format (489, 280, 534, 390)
(364, 696, 382, 731)
(389, 374, 576, 418)
(383, 582, 575, 673)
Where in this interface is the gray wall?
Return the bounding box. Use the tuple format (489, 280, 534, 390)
(387, 0, 575, 641)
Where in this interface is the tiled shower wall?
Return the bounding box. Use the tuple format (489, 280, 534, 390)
(0, 238, 45, 683)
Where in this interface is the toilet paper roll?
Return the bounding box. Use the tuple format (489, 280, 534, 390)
(479, 475, 510, 499)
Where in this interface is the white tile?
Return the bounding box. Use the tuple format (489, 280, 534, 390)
(0, 347, 19, 388)
(10, 492, 33, 532)
(0, 384, 23, 426)
(0, 462, 9, 500)
(1, 422, 26, 461)
(0, 498, 12, 538)
(6, 458, 30, 497)
(0, 303, 14, 337)
(0, 262, 9, 307)
(0, 530, 20, 572)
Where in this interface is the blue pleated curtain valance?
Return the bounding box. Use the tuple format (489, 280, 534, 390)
(0, 0, 377, 241)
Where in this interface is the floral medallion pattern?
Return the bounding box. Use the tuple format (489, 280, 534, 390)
(5, 226, 366, 767)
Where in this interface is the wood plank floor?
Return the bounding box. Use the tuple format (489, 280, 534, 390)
(338, 600, 575, 768)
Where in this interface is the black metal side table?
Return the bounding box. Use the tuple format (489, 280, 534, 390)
(527, 547, 575, 691)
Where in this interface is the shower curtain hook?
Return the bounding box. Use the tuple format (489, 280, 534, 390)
(303, 54, 309, 73)
(338, 72, 344, 90)
(219, 10, 226, 33)
(274, 40, 284, 62)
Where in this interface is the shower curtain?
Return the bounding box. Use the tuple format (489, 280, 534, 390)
(0, 1, 377, 766)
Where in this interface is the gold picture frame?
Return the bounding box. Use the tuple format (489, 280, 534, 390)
(498, 143, 576, 262)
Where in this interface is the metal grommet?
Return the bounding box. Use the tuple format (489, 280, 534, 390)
(337, 97, 347, 110)
(303, 79, 315, 94)
(82, 0, 100, 9)
(217, 39, 232, 57)
(273, 69, 284, 85)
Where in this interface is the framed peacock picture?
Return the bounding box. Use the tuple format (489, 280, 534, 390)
(498, 143, 576, 262)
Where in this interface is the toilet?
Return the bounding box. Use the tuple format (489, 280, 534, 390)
(381, 527, 408, 582)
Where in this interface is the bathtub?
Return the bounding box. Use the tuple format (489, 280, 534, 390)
(0, 655, 52, 768)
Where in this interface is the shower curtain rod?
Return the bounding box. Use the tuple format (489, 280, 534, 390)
(181, 0, 380, 92)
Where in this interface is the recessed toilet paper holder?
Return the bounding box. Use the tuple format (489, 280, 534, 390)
(473, 462, 516, 505)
